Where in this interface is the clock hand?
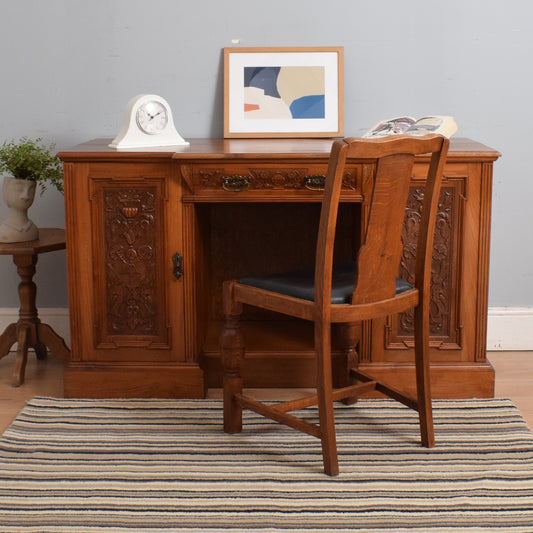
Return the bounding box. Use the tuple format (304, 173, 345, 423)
(145, 112, 161, 121)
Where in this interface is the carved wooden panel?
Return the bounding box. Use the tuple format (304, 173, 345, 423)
(195, 166, 359, 191)
(385, 179, 465, 350)
(91, 179, 169, 348)
(104, 188, 159, 335)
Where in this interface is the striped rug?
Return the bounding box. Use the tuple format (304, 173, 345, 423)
(0, 397, 532, 532)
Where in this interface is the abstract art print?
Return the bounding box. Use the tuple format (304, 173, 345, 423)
(224, 47, 344, 138)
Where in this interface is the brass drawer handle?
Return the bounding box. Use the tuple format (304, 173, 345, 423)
(222, 175, 251, 192)
(304, 174, 326, 191)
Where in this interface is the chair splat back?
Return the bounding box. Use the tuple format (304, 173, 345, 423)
(314, 134, 449, 308)
(353, 152, 415, 304)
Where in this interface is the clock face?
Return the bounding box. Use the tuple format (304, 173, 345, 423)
(136, 100, 169, 134)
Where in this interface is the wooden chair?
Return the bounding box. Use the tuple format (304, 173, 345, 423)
(220, 134, 450, 476)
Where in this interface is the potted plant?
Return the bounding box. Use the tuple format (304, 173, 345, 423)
(0, 137, 63, 243)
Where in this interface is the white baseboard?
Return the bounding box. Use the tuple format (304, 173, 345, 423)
(0, 306, 532, 352)
(0, 307, 70, 348)
(487, 307, 533, 351)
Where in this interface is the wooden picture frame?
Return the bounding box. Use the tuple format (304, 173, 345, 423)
(223, 46, 344, 138)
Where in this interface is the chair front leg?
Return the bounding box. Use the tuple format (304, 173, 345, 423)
(221, 281, 245, 434)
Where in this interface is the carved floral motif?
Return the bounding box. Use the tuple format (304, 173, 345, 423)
(103, 188, 160, 336)
(196, 167, 358, 190)
(397, 187, 455, 338)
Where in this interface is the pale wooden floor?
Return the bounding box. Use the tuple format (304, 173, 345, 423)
(0, 352, 532, 433)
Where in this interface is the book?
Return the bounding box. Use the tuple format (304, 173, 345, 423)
(363, 115, 458, 139)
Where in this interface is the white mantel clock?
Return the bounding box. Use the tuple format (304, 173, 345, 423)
(109, 94, 189, 149)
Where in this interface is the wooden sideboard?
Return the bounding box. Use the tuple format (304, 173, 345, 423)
(58, 137, 500, 399)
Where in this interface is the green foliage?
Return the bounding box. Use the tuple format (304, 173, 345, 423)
(0, 137, 63, 193)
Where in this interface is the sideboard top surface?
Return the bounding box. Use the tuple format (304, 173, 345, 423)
(57, 137, 500, 163)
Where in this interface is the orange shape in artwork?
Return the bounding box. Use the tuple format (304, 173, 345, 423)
(244, 104, 260, 112)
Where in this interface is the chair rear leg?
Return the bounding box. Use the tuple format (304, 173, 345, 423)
(315, 320, 339, 476)
(221, 281, 245, 434)
(414, 302, 435, 448)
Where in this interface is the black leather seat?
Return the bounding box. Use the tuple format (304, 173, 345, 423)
(240, 263, 412, 304)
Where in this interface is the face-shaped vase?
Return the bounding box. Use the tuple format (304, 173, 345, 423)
(3, 176, 37, 210)
(0, 176, 39, 242)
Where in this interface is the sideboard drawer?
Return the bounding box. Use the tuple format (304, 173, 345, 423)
(181, 163, 362, 201)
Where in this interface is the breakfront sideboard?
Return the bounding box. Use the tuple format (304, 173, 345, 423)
(58, 138, 500, 399)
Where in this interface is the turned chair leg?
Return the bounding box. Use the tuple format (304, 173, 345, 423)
(221, 281, 245, 434)
(315, 320, 339, 476)
(338, 323, 359, 406)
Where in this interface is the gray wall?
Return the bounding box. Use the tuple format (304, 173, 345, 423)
(0, 0, 531, 308)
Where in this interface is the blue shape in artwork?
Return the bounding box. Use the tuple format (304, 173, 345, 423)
(244, 67, 281, 98)
(290, 95, 325, 119)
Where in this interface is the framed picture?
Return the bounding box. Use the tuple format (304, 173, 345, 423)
(224, 46, 344, 138)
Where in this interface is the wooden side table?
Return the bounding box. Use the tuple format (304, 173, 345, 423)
(0, 228, 70, 386)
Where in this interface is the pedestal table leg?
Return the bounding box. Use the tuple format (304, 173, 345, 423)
(10, 253, 42, 385)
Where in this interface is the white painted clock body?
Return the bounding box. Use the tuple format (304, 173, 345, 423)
(109, 94, 189, 149)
